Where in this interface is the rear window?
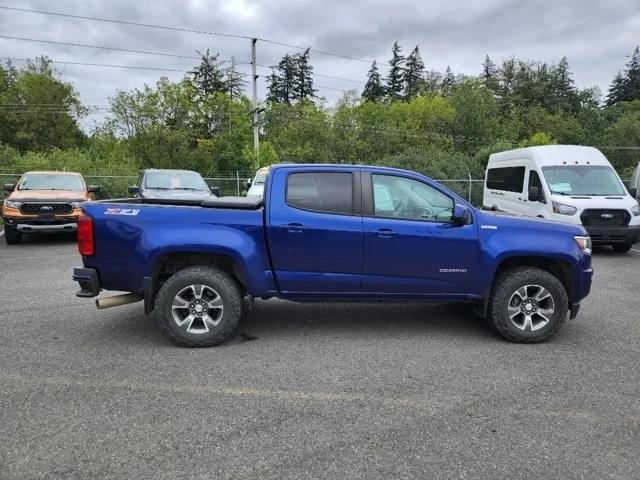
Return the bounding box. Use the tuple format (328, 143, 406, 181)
(286, 172, 353, 214)
(486, 167, 526, 193)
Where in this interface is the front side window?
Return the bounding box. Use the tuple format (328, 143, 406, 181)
(528, 170, 545, 200)
(372, 174, 453, 222)
(286, 172, 353, 214)
(486, 166, 526, 193)
(18, 173, 84, 191)
(542, 165, 626, 196)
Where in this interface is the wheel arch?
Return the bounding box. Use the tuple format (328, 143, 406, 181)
(476, 255, 575, 317)
(146, 251, 248, 314)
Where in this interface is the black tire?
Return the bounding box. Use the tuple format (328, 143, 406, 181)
(488, 267, 568, 343)
(154, 266, 243, 347)
(4, 226, 22, 245)
(611, 243, 632, 253)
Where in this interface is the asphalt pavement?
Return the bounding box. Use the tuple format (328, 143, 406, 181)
(0, 233, 638, 479)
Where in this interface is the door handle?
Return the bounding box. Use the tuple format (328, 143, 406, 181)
(285, 222, 307, 233)
(375, 228, 397, 238)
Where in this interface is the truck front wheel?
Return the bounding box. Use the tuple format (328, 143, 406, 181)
(154, 266, 243, 347)
(488, 267, 568, 343)
(3, 226, 22, 244)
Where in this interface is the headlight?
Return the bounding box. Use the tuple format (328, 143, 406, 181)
(631, 203, 640, 217)
(4, 200, 22, 209)
(574, 235, 592, 255)
(552, 201, 577, 216)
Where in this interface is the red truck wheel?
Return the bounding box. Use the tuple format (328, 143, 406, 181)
(154, 266, 243, 347)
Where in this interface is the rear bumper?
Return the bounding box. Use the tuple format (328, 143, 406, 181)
(72, 267, 101, 297)
(585, 225, 640, 245)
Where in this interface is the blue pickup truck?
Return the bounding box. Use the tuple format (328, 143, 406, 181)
(73, 164, 593, 346)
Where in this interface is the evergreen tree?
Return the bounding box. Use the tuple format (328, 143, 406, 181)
(386, 41, 405, 100)
(481, 55, 499, 94)
(189, 50, 227, 98)
(606, 71, 625, 106)
(404, 45, 425, 98)
(292, 48, 316, 101)
(362, 60, 385, 102)
(551, 56, 578, 111)
(441, 66, 455, 95)
(266, 67, 284, 103)
(224, 58, 247, 100)
(621, 46, 640, 101)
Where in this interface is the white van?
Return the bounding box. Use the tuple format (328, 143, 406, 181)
(246, 166, 270, 198)
(483, 145, 640, 252)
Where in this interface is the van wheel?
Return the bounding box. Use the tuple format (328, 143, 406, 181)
(488, 267, 568, 343)
(4, 226, 22, 244)
(154, 266, 243, 347)
(612, 244, 632, 253)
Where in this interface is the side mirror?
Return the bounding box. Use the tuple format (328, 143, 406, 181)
(87, 185, 100, 193)
(452, 204, 469, 225)
(629, 187, 637, 199)
(4, 183, 15, 193)
(209, 186, 220, 197)
(528, 186, 543, 202)
(128, 185, 140, 195)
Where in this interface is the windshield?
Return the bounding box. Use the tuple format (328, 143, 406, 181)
(18, 173, 84, 191)
(144, 172, 207, 190)
(542, 165, 626, 196)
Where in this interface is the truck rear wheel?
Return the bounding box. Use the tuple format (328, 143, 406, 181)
(488, 267, 568, 343)
(154, 266, 242, 347)
(3, 226, 22, 245)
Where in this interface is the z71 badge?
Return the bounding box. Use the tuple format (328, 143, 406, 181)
(104, 208, 140, 216)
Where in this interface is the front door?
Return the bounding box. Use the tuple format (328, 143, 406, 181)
(268, 169, 363, 296)
(361, 172, 479, 297)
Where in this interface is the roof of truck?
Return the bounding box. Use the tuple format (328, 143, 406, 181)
(488, 145, 610, 167)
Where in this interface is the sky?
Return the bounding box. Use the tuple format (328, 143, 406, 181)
(1, 0, 639, 129)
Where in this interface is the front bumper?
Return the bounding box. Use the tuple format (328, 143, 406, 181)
(3, 215, 79, 233)
(72, 267, 101, 297)
(585, 225, 640, 245)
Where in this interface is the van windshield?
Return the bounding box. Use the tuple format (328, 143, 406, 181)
(542, 165, 626, 196)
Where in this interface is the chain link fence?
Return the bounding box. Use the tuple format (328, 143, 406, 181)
(0, 173, 253, 201)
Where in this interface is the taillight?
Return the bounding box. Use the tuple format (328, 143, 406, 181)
(77, 214, 94, 256)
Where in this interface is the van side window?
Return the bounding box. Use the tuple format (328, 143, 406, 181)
(486, 167, 526, 193)
(286, 172, 353, 214)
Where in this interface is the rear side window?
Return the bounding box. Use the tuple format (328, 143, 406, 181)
(486, 167, 526, 193)
(286, 172, 353, 214)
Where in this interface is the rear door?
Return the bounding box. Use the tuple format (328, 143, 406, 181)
(267, 167, 363, 296)
(361, 171, 480, 297)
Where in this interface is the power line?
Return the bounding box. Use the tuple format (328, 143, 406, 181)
(2, 56, 190, 73)
(0, 5, 375, 64)
(0, 35, 201, 60)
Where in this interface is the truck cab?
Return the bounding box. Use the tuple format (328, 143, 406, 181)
(483, 145, 640, 252)
(2, 171, 99, 245)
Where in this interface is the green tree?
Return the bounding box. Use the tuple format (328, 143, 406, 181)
(481, 55, 499, 95)
(362, 60, 385, 102)
(606, 71, 625, 106)
(440, 66, 455, 95)
(386, 41, 405, 100)
(0, 57, 85, 152)
(404, 46, 425, 98)
(292, 48, 316, 101)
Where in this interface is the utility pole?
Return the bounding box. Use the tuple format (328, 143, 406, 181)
(251, 38, 259, 171)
